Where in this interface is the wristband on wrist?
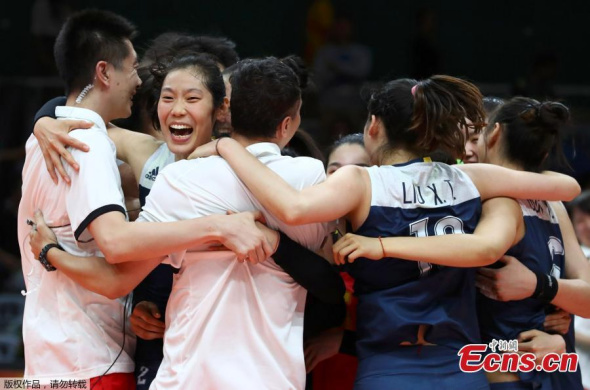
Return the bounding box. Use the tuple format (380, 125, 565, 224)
(531, 270, 559, 303)
(38, 243, 63, 272)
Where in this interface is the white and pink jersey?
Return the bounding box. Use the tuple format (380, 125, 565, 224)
(17, 106, 135, 381)
(138, 142, 329, 390)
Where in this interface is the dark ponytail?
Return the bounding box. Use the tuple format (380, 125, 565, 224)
(487, 97, 569, 172)
(535, 101, 569, 129)
(368, 75, 485, 160)
(411, 75, 486, 158)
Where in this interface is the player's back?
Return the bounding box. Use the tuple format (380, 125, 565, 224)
(349, 159, 482, 379)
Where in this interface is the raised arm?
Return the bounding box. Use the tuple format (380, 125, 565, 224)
(333, 197, 524, 267)
(36, 119, 160, 185)
(458, 163, 581, 202)
(33, 96, 91, 184)
(106, 125, 162, 182)
(32, 96, 161, 184)
(210, 137, 367, 225)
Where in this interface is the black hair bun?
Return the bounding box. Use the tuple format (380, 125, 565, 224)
(280, 55, 309, 90)
(538, 101, 570, 129)
(149, 56, 175, 82)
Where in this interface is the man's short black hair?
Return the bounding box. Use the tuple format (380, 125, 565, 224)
(230, 57, 303, 138)
(53, 9, 137, 94)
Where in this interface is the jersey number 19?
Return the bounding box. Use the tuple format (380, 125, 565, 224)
(409, 216, 465, 277)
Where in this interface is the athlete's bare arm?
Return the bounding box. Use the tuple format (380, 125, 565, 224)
(28, 210, 161, 298)
(33, 116, 92, 184)
(475, 201, 590, 318)
(192, 137, 369, 227)
(192, 138, 580, 231)
(332, 197, 524, 267)
(458, 164, 580, 202)
(34, 116, 162, 184)
(28, 209, 278, 298)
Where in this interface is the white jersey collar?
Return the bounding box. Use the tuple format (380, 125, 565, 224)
(55, 106, 107, 133)
(245, 142, 281, 158)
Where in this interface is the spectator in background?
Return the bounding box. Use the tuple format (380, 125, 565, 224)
(313, 14, 371, 148)
(304, 0, 334, 64)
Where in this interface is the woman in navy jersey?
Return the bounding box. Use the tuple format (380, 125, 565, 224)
(335, 98, 589, 390)
(461, 96, 576, 389)
(190, 76, 580, 389)
(473, 98, 589, 390)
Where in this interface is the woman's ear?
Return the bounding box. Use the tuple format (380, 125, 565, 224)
(366, 115, 379, 137)
(487, 122, 502, 149)
(215, 97, 230, 122)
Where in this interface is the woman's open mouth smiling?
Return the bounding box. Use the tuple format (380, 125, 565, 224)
(169, 124, 194, 142)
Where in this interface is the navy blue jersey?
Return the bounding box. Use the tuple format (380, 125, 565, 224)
(138, 143, 175, 207)
(478, 200, 565, 343)
(478, 200, 566, 390)
(134, 143, 176, 316)
(348, 160, 482, 373)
